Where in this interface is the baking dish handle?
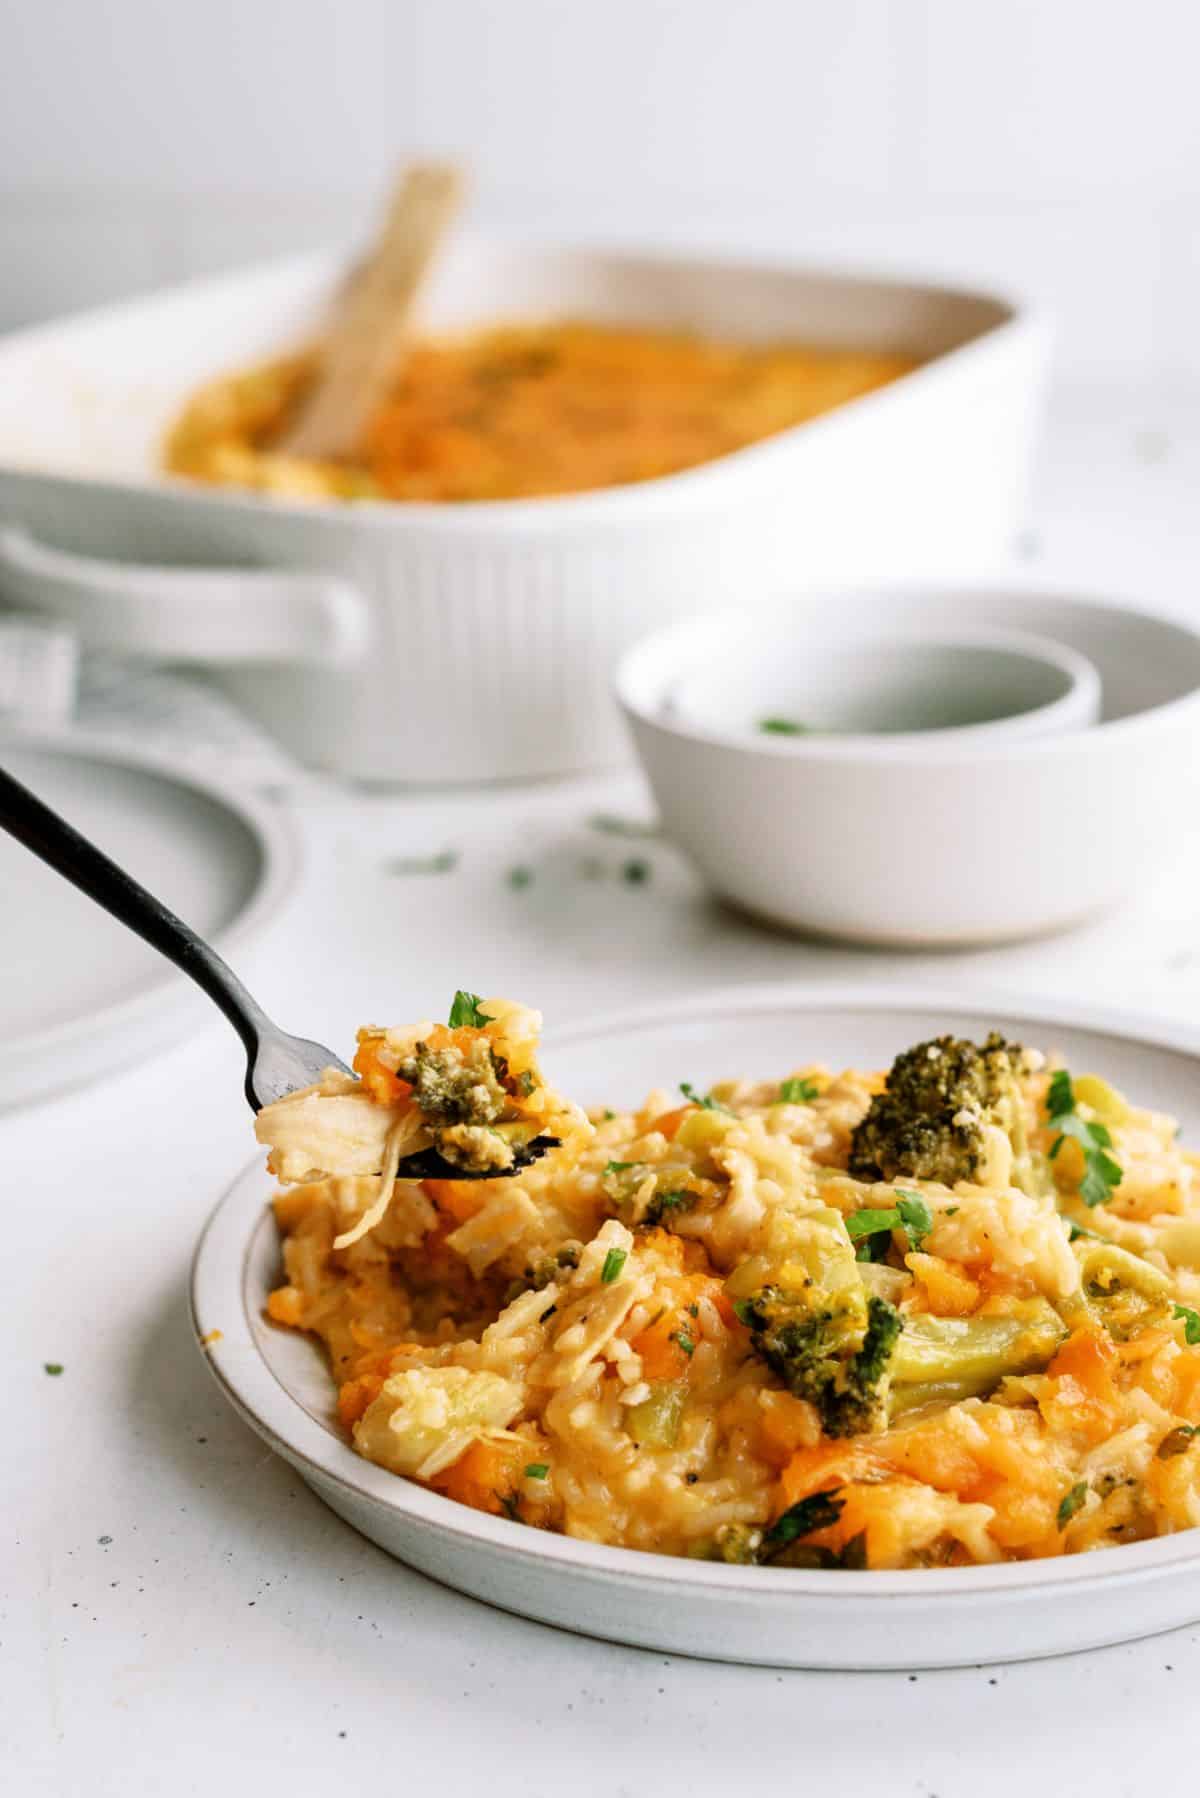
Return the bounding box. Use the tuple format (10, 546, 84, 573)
(0, 524, 370, 668)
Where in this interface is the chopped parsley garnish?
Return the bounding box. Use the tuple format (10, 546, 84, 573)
(1174, 1303, 1200, 1345)
(1046, 1069, 1123, 1207)
(679, 1081, 733, 1115)
(1057, 1480, 1089, 1528)
(759, 717, 810, 736)
(622, 857, 651, 885)
(845, 1192, 933, 1260)
(448, 990, 490, 1029)
(894, 1192, 934, 1244)
(672, 1330, 696, 1356)
(43, 1362, 63, 1376)
(589, 812, 659, 839)
(524, 1463, 550, 1480)
(1157, 1426, 1200, 1460)
(603, 1160, 640, 1176)
(778, 1076, 820, 1104)
(508, 866, 533, 890)
(385, 849, 458, 876)
(601, 1247, 628, 1284)
(761, 1489, 844, 1557)
(1066, 1218, 1104, 1243)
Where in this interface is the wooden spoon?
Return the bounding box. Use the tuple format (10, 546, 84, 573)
(281, 160, 464, 462)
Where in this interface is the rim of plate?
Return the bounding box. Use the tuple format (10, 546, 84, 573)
(191, 981, 1200, 1602)
(0, 726, 297, 1059)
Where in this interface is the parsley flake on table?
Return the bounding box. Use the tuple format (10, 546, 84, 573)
(778, 1076, 820, 1104)
(43, 1362, 63, 1376)
(1046, 1068, 1123, 1207)
(758, 717, 810, 736)
(385, 849, 458, 876)
(588, 812, 660, 839)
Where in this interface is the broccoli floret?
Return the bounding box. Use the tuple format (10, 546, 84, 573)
(737, 1283, 903, 1437)
(434, 1123, 517, 1173)
(395, 1039, 524, 1172)
(641, 1187, 698, 1228)
(848, 1032, 1033, 1188)
(398, 1039, 509, 1128)
(829, 1295, 904, 1435)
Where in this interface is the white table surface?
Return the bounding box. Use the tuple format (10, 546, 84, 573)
(8, 379, 1200, 1797)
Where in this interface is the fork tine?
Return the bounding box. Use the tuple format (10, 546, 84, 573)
(394, 1134, 560, 1182)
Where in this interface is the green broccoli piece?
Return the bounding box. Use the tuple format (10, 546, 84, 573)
(398, 1037, 509, 1128)
(736, 1284, 903, 1438)
(641, 1187, 698, 1228)
(848, 1032, 1033, 1188)
(713, 1522, 762, 1563)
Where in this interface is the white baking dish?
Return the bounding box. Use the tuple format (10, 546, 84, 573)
(0, 241, 1048, 782)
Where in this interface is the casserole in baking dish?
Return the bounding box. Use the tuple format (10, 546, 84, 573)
(0, 240, 1047, 781)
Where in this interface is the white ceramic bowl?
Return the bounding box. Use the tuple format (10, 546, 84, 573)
(617, 584, 1200, 946)
(0, 241, 1046, 782)
(666, 626, 1101, 744)
(192, 987, 1200, 1669)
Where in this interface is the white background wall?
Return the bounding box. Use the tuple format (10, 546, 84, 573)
(1, 0, 1197, 385)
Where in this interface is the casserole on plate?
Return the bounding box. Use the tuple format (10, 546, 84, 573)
(193, 988, 1200, 1667)
(0, 241, 1047, 781)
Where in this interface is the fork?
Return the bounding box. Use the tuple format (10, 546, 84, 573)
(0, 765, 558, 1179)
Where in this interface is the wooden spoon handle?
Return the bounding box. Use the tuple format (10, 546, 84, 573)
(281, 161, 464, 461)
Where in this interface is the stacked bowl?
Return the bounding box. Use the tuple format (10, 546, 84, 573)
(617, 584, 1200, 946)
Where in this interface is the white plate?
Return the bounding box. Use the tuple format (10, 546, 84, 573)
(192, 985, 1200, 1669)
(0, 733, 295, 1108)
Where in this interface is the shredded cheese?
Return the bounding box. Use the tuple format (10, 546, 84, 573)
(333, 1111, 423, 1249)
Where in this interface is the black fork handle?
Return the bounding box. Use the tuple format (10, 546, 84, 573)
(0, 762, 269, 1061)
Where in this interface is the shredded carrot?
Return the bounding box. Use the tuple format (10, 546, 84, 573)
(266, 1286, 305, 1328)
(757, 1391, 819, 1463)
(1048, 1327, 1120, 1403)
(904, 1253, 980, 1317)
(431, 1439, 520, 1515)
(651, 1105, 692, 1142)
(630, 1314, 692, 1383)
(779, 1442, 883, 1507)
(352, 1034, 414, 1107)
(337, 1373, 385, 1428)
(423, 1178, 486, 1225)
